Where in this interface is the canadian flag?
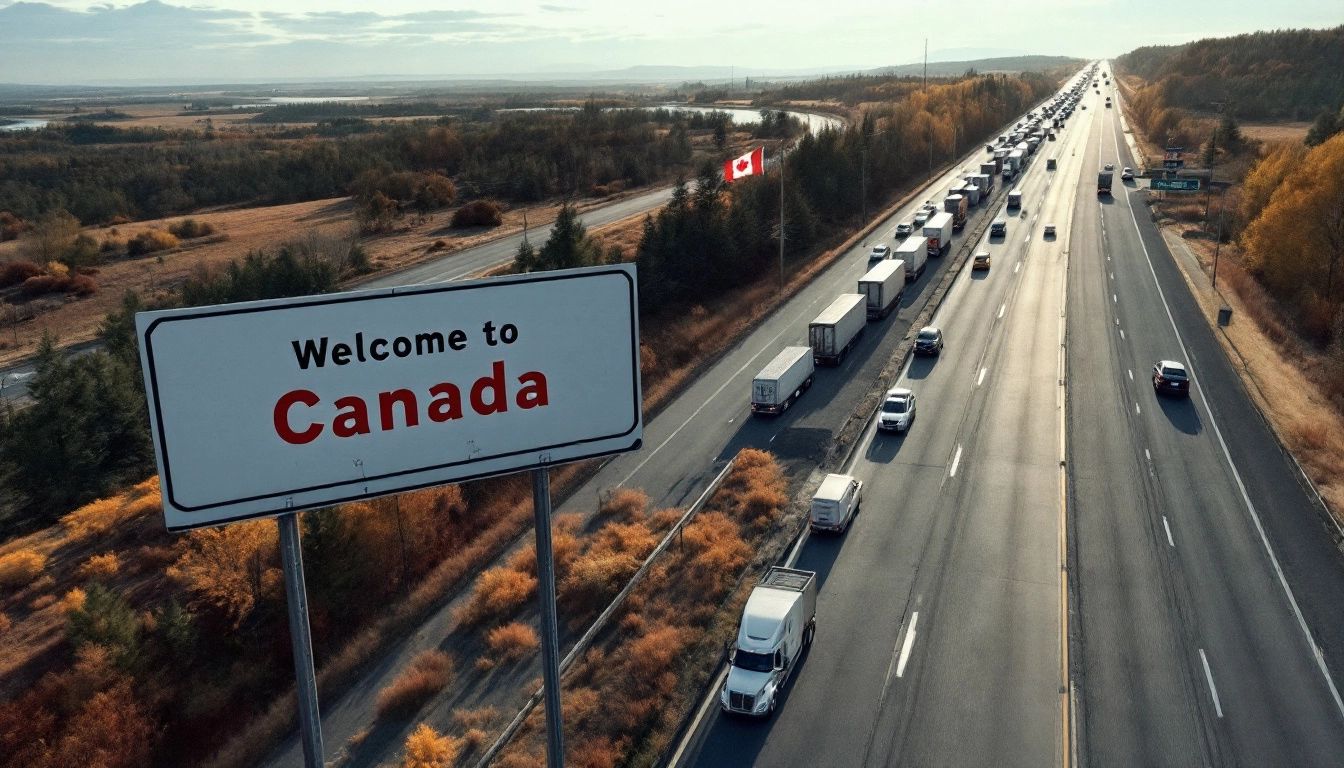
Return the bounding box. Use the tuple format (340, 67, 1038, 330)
(723, 147, 764, 182)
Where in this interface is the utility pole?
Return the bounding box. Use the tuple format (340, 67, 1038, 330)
(779, 146, 786, 291)
(923, 38, 928, 91)
(1204, 100, 1227, 231)
(861, 144, 867, 223)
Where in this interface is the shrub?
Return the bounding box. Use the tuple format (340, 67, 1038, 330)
(20, 274, 64, 296)
(0, 259, 42, 287)
(485, 621, 540, 664)
(459, 566, 537, 625)
(126, 229, 179, 256)
(63, 492, 145, 541)
(376, 650, 455, 719)
(62, 587, 87, 613)
(66, 583, 140, 666)
(0, 549, 46, 588)
(68, 274, 98, 296)
(399, 723, 463, 768)
(51, 680, 156, 768)
(0, 211, 26, 241)
(561, 550, 639, 615)
(599, 488, 649, 522)
(451, 200, 504, 228)
(78, 553, 122, 580)
(168, 218, 216, 239)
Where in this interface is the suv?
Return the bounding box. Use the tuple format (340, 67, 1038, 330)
(868, 243, 893, 263)
(1121, 167, 1134, 181)
(878, 387, 917, 433)
(990, 218, 1007, 237)
(914, 326, 943, 356)
(1152, 360, 1190, 397)
(894, 222, 914, 238)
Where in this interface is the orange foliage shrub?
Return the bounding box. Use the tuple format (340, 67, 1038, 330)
(126, 228, 179, 256)
(0, 612, 10, 635)
(599, 488, 649, 522)
(78, 552, 122, 580)
(399, 723, 463, 768)
(61, 477, 161, 541)
(560, 550, 640, 616)
(50, 681, 156, 767)
(0, 549, 46, 588)
(571, 736, 623, 768)
(451, 200, 504, 228)
(458, 566, 537, 626)
(376, 650, 455, 719)
(167, 520, 279, 627)
(62, 587, 87, 613)
(485, 621, 540, 664)
(0, 259, 42, 287)
(452, 705, 498, 731)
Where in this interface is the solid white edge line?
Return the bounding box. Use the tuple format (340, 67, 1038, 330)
(1119, 128, 1344, 721)
(1163, 516, 1175, 547)
(896, 611, 920, 678)
(949, 444, 962, 477)
(667, 664, 729, 767)
(1199, 649, 1224, 718)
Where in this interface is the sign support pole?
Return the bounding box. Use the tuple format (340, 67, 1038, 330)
(532, 465, 566, 768)
(278, 512, 324, 768)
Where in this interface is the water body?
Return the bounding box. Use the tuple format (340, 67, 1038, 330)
(0, 118, 50, 132)
(497, 104, 844, 134)
(232, 96, 373, 108)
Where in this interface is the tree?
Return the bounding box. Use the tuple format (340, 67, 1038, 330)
(399, 723, 462, 768)
(1241, 133, 1344, 310)
(66, 582, 141, 668)
(1306, 105, 1344, 147)
(713, 121, 727, 150)
(22, 208, 80, 264)
(526, 203, 600, 272)
(1238, 142, 1306, 228)
(166, 520, 280, 629)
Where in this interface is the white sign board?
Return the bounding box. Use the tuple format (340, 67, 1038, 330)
(138, 264, 642, 531)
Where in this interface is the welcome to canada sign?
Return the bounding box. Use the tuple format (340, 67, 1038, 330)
(137, 265, 642, 531)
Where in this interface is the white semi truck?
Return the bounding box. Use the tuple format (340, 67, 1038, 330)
(923, 211, 954, 257)
(808, 294, 866, 365)
(720, 566, 818, 718)
(894, 235, 928, 280)
(858, 259, 906, 320)
(750, 346, 815, 415)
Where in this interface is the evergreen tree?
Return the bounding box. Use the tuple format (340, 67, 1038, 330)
(530, 203, 600, 272)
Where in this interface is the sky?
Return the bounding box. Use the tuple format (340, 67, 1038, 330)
(0, 0, 1340, 85)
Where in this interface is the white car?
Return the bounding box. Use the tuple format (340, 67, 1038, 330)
(913, 210, 930, 227)
(895, 222, 914, 238)
(868, 243, 893, 262)
(878, 387, 917, 433)
(1121, 167, 1135, 181)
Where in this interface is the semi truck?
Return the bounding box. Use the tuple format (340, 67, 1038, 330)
(720, 566, 818, 717)
(1097, 169, 1113, 196)
(958, 182, 981, 206)
(750, 346, 815, 415)
(808, 294, 866, 365)
(858, 259, 906, 319)
(943, 194, 968, 231)
(924, 211, 953, 257)
(1007, 188, 1023, 210)
(894, 235, 928, 280)
(979, 163, 998, 187)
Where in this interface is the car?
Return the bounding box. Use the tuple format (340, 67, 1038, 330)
(914, 326, 943, 356)
(1121, 167, 1134, 181)
(1152, 360, 1190, 397)
(986, 144, 996, 153)
(1081, 105, 1087, 110)
(972, 250, 991, 270)
(868, 243, 892, 263)
(895, 222, 914, 238)
(920, 201, 939, 215)
(878, 387, 917, 433)
(1044, 224, 1056, 238)
(990, 218, 1007, 237)
(913, 210, 931, 227)
(1104, 163, 1114, 171)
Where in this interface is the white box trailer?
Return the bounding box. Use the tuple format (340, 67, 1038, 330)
(923, 211, 954, 257)
(808, 294, 866, 365)
(894, 236, 927, 280)
(720, 566, 819, 717)
(858, 259, 906, 320)
(750, 346, 815, 416)
(975, 173, 992, 194)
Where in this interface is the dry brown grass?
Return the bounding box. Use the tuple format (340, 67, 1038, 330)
(399, 722, 463, 768)
(0, 549, 46, 589)
(1239, 122, 1311, 144)
(481, 622, 540, 667)
(76, 553, 122, 581)
(0, 612, 10, 635)
(60, 476, 161, 542)
(376, 650, 456, 720)
(456, 566, 538, 627)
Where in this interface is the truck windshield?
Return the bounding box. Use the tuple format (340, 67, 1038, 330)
(733, 649, 775, 673)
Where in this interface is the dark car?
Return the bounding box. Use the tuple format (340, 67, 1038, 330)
(1152, 360, 1190, 397)
(914, 326, 943, 356)
(990, 218, 1007, 237)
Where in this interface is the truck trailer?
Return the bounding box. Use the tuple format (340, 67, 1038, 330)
(720, 567, 818, 717)
(808, 294, 866, 365)
(858, 259, 906, 319)
(943, 194, 968, 231)
(894, 235, 928, 280)
(1097, 169, 1113, 196)
(923, 211, 954, 257)
(750, 346, 815, 415)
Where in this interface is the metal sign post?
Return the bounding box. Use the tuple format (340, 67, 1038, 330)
(277, 512, 324, 768)
(532, 465, 566, 768)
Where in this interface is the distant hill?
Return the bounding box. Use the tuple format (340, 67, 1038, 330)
(869, 55, 1083, 78)
(1116, 26, 1344, 120)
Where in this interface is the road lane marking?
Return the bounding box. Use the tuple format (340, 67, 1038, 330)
(1135, 402, 1141, 415)
(977, 367, 987, 386)
(1121, 162, 1344, 720)
(1128, 369, 1134, 381)
(998, 303, 1006, 319)
(1110, 272, 1114, 280)
(1112, 294, 1117, 303)
(896, 611, 920, 678)
(1119, 329, 1125, 340)
(1199, 649, 1224, 718)
(1163, 516, 1175, 547)
(1145, 448, 1151, 462)
(950, 445, 962, 477)
(1015, 262, 1022, 273)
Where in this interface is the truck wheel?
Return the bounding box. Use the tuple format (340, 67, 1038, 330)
(805, 622, 815, 647)
(768, 694, 777, 715)
(782, 397, 791, 413)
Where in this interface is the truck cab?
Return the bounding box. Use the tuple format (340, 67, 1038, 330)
(721, 567, 818, 717)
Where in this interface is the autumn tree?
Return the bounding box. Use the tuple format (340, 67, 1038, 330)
(1238, 142, 1307, 228)
(1241, 132, 1344, 334)
(167, 520, 280, 628)
(21, 208, 80, 264)
(399, 723, 462, 768)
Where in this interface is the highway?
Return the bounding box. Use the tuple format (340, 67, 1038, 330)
(679, 67, 1344, 767)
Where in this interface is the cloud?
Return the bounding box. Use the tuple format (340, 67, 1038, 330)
(539, 3, 579, 11)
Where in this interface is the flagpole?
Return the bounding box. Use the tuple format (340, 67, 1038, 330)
(779, 143, 785, 292)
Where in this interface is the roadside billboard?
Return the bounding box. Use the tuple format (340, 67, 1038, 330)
(137, 264, 642, 531)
